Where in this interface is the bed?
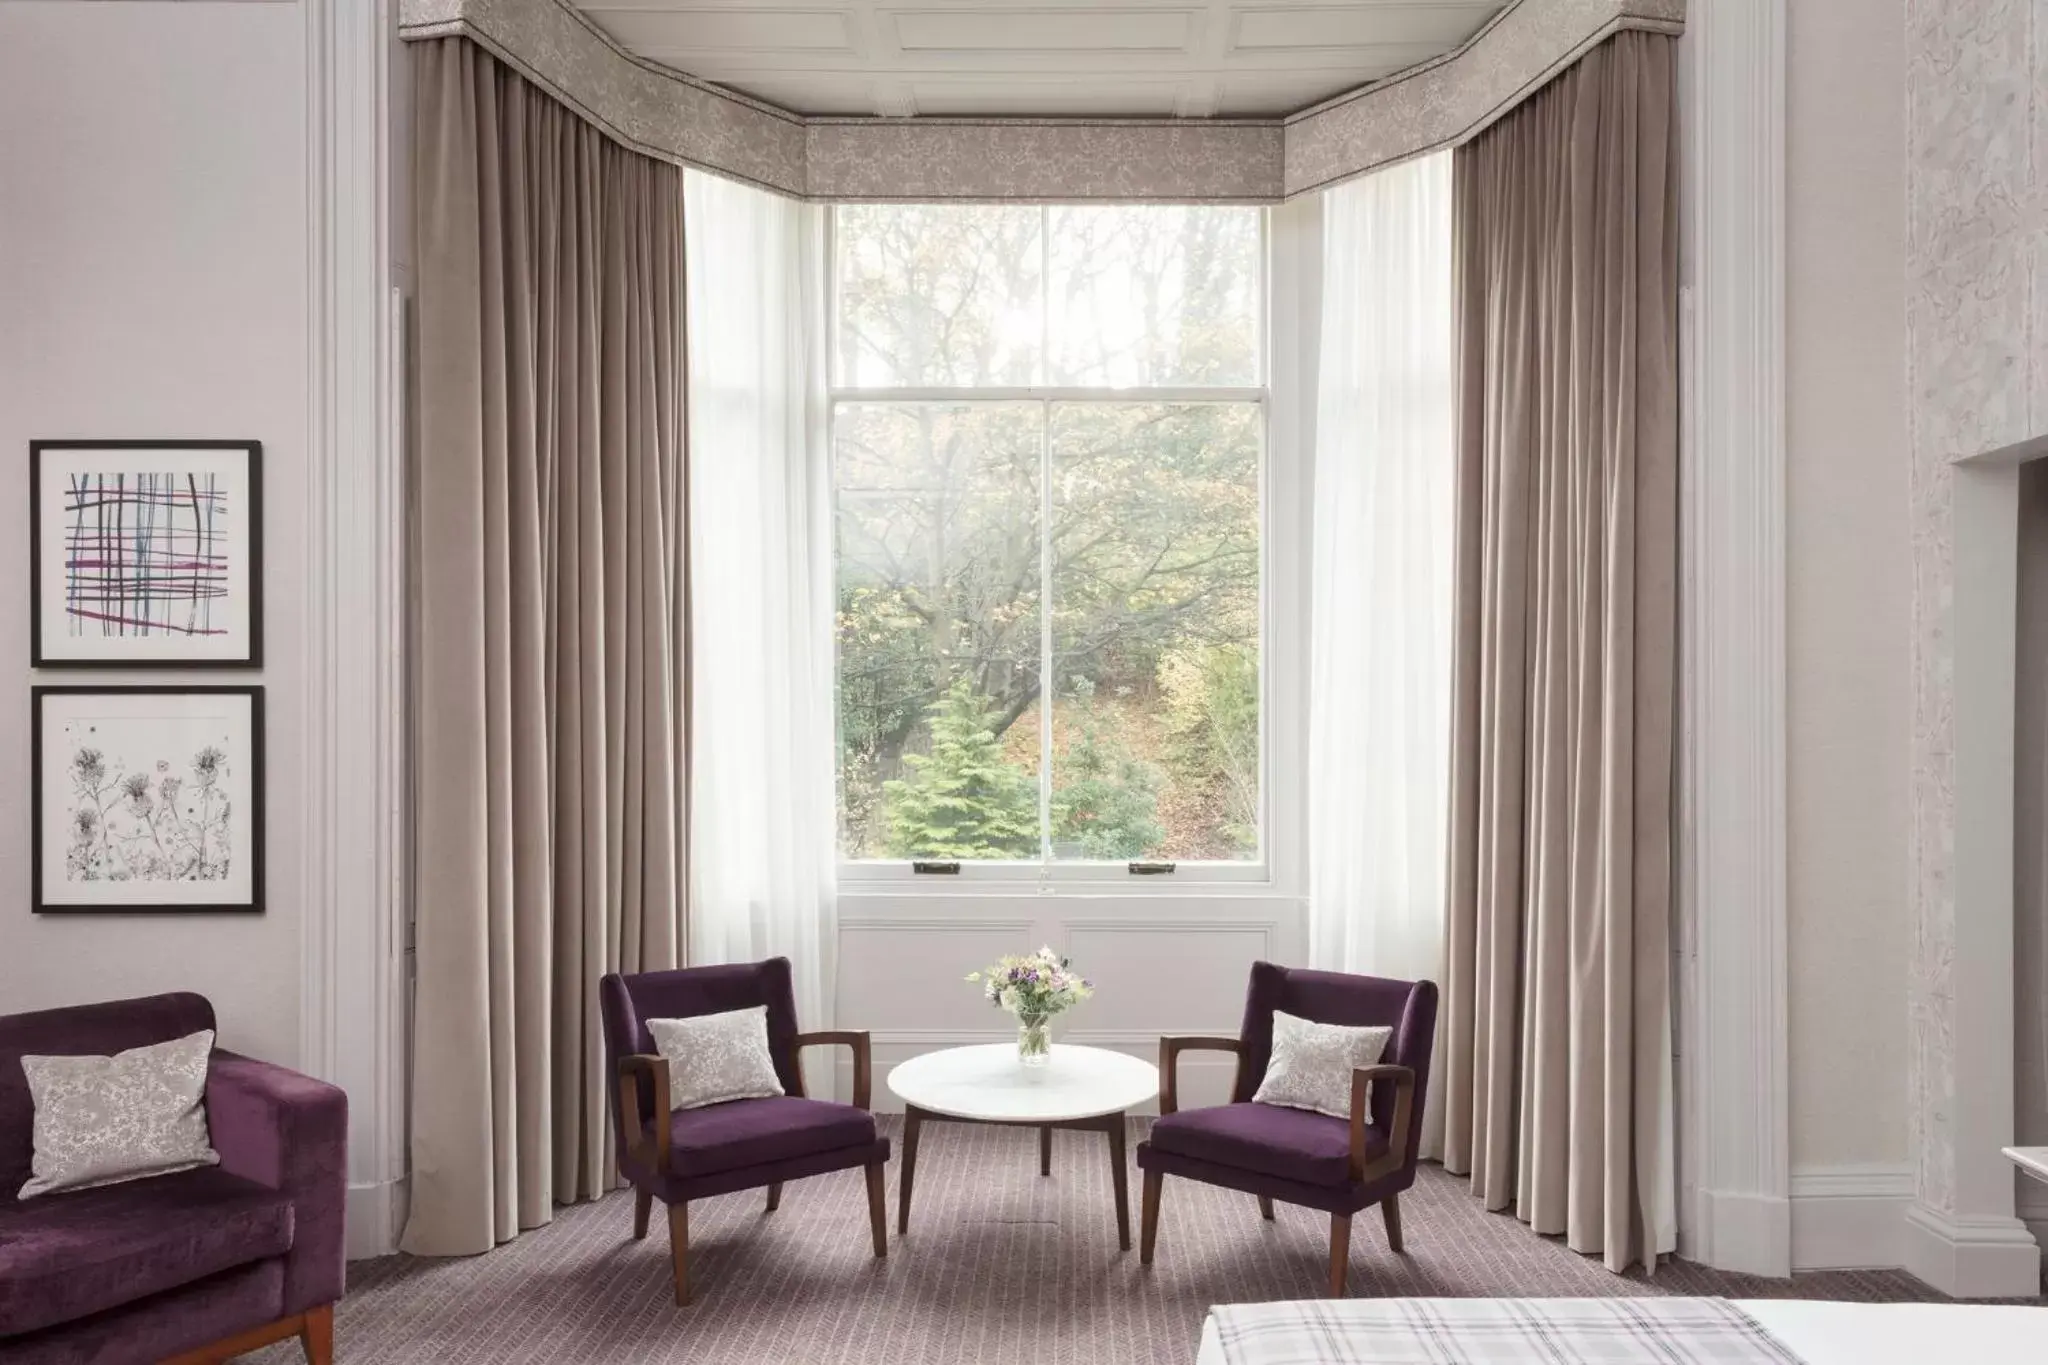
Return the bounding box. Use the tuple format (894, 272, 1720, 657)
(1193, 1297, 2048, 1364)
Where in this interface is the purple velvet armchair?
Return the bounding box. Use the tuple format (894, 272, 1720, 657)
(599, 958, 890, 1305)
(1135, 962, 1437, 1296)
(0, 992, 347, 1365)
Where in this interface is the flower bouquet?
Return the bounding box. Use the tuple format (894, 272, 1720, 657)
(967, 947, 1093, 1067)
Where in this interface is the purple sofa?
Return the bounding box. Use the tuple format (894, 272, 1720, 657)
(0, 993, 347, 1365)
(600, 958, 890, 1305)
(1135, 962, 1438, 1296)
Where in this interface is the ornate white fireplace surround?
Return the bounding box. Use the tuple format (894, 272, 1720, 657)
(1897, 0, 2048, 1298)
(1901, 434, 2048, 1297)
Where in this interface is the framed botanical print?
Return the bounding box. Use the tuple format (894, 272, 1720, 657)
(29, 440, 262, 667)
(32, 686, 264, 914)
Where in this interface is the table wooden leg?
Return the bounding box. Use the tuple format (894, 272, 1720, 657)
(1107, 1113, 1131, 1251)
(1039, 1125, 1052, 1176)
(897, 1105, 923, 1235)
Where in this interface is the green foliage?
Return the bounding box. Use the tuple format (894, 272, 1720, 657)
(1159, 643, 1261, 855)
(1050, 679, 1165, 859)
(881, 679, 1038, 860)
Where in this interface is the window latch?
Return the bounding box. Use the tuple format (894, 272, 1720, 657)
(1128, 861, 1177, 876)
(912, 860, 961, 875)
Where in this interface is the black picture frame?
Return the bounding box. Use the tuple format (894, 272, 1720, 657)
(29, 439, 264, 668)
(31, 685, 265, 915)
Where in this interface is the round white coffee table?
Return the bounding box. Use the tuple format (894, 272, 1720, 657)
(887, 1043, 1160, 1249)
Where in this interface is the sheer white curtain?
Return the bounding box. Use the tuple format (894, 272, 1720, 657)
(1307, 153, 1454, 1143)
(683, 170, 837, 1033)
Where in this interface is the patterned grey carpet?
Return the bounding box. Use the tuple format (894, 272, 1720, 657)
(258, 1118, 1987, 1364)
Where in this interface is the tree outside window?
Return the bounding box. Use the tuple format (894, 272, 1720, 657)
(832, 204, 1264, 865)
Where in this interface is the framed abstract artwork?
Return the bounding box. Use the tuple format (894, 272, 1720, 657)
(32, 686, 264, 914)
(29, 440, 262, 667)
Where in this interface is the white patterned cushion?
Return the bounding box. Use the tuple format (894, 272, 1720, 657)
(647, 1006, 786, 1111)
(18, 1028, 220, 1199)
(1251, 1010, 1392, 1120)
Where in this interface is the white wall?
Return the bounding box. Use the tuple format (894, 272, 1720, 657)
(0, 0, 1942, 1262)
(1783, 0, 1912, 1179)
(0, 2, 309, 1065)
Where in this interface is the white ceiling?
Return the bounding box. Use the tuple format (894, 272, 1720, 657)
(570, 1, 1504, 119)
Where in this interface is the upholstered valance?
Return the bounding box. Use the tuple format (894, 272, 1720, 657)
(398, 0, 1683, 202)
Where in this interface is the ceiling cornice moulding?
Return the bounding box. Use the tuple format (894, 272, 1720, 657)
(397, 0, 1684, 203)
(1284, 0, 1683, 197)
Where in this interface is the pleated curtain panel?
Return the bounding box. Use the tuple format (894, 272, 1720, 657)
(1437, 31, 1680, 1271)
(407, 37, 690, 1256)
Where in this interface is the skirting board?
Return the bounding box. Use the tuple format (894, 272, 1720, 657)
(1789, 1165, 1912, 1271)
(346, 1177, 408, 1261)
(1901, 1202, 2043, 1298)
(1695, 1188, 1790, 1277)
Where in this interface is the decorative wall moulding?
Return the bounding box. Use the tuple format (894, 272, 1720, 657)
(397, 0, 1685, 203)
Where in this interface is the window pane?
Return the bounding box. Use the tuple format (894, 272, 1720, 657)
(1046, 403, 1261, 861)
(1047, 206, 1261, 388)
(834, 205, 1043, 388)
(835, 402, 1044, 859)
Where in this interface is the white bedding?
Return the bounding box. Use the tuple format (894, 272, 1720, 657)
(1193, 1298, 2048, 1365)
(1740, 1300, 2046, 1363)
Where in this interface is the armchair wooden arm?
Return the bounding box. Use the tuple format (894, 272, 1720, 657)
(617, 1054, 672, 1171)
(793, 1030, 874, 1110)
(1157, 1035, 1242, 1116)
(1349, 1063, 1416, 1184)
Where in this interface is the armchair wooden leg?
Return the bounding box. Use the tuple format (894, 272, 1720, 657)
(1381, 1193, 1404, 1253)
(1040, 1125, 1052, 1176)
(1328, 1213, 1351, 1297)
(766, 1181, 783, 1212)
(1257, 1195, 1275, 1221)
(667, 1202, 692, 1306)
(1139, 1169, 1163, 1265)
(1107, 1116, 1132, 1251)
(633, 1188, 652, 1240)
(299, 1303, 333, 1365)
(865, 1161, 888, 1257)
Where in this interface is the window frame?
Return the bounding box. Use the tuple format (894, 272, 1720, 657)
(825, 203, 1294, 889)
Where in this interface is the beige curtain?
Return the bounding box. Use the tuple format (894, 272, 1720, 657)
(404, 37, 689, 1257)
(1438, 31, 1678, 1273)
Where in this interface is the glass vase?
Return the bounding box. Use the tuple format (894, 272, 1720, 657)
(1017, 1015, 1051, 1066)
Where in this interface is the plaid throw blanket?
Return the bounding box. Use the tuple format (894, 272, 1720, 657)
(1208, 1297, 1807, 1365)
